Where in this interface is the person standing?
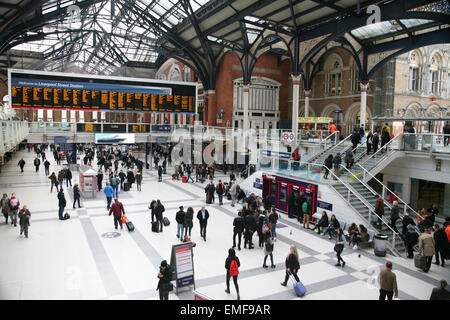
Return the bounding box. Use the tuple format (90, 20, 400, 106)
(97, 170, 103, 191)
(433, 224, 449, 267)
(57, 189, 66, 220)
(229, 181, 238, 207)
(158, 165, 163, 182)
(286, 191, 297, 219)
(429, 280, 450, 300)
(57, 170, 65, 189)
(389, 201, 400, 234)
(345, 148, 354, 169)
(372, 133, 380, 154)
(366, 131, 373, 154)
(1, 193, 10, 224)
(419, 227, 436, 273)
(197, 206, 209, 241)
(374, 195, 384, 229)
(443, 121, 450, 147)
(109, 198, 125, 230)
(18, 158, 26, 173)
(184, 207, 194, 237)
(333, 153, 341, 179)
(224, 248, 240, 300)
(155, 200, 165, 233)
(18, 205, 31, 238)
(135, 171, 142, 191)
(269, 208, 278, 239)
(103, 181, 115, 210)
(157, 260, 173, 301)
(426, 204, 439, 225)
(232, 211, 244, 251)
(404, 224, 419, 259)
(280, 245, 300, 287)
(73, 184, 82, 209)
(263, 231, 276, 268)
(176, 206, 185, 239)
(44, 159, 50, 176)
(8, 193, 20, 227)
(380, 127, 391, 152)
(334, 228, 346, 267)
(378, 261, 398, 300)
(65, 168, 72, 188)
(244, 212, 256, 249)
(118, 170, 126, 190)
(216, 180, 225, 205)
(49, 172, 59, 193)
(302, 199, 311, 229)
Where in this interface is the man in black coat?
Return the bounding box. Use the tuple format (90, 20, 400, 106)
(233, 211, 245, 250)
(157, 260, 173, 300)
(57, 189, 66, 220)
(158, 166, 163, 182)
(401, 213, 415, 236)
(44, 160, 51, 176)
(118, 170, 126, 189)
(286, 192, 297, 218)
(197, 206, 209, 241)
(73, 184, 82, 208)
(244, 212, 256, 249)
(65, 168, 72, 187)
(154, 200, 165, 232)
(296, 192, 306, 223)
(176, 206, 185, 239)
(433, 224, 449, 267)
(34, 157, 41, 172)
(97, 170, 103, 191)
(430, 280, 450, 300)
(372, 134, 380, 154)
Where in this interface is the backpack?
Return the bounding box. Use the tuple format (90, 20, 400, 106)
(262, 224, 269, 234)
(229, 259, 239, 276)
(9, 198, 19, 209)
(111, 177, 118, 186)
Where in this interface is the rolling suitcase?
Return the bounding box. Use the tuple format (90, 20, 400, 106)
(414, 253, 426, 269)
(163, 217, 170, 226)
(151, 221, 159, 233)
(124, 182, 131, 191)
(182, 176, 187, 183)
(289, 272, 306, 297)
(126, 220, 135, 232)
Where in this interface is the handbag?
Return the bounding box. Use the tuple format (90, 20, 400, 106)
(160, 282, 174, 292)
(266, 242, 274, 252)
(334, 243, 344, 253)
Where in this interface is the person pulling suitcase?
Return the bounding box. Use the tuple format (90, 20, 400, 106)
(109, 198, 125, 230)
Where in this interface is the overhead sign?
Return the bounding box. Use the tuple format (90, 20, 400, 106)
(95, 133, 135, 144)
(298, 117, 333, 123)
(170, 242, 195, 293)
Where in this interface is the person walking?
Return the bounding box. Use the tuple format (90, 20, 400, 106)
(73, 184, 82, 209)
(176, 206, 185, 239)
(433, 224, 449, 267)
(389, 201, 400, 233)
(18, 158, 26, 173)
(57, 189, 66, 220)
(97, 170, 103, 191)
(426, 204, 439, 225)
(103, 181, 115, 210)
(232, 211, 244, 251)
(225, 248, 241, 300)
(155, 200, 165, 233)
(366, 131, 373, 154)
(345, 147, 354, 169)
(378, 261, 398, 300)
(109, 198, 125, 230)
(323, 154, 333, 179)
(430, 280, 450, 300)
(280, 245, 300, 286)
(111, 175, 120, 196)
(33, 157, 41, 172)
(419, 227, 436, 273)
(44, 159, 50, 176)
(372, 133, 380, 154)
(197, 206, 209, 241)
(118, 170, 126, 190)
(49, 172, 59, 193)
(374, 195, 384, 229)
(333, 153, 341, 179)
(8, 194, 20, 227)
(216, 180, 225, 205)
(158, 165, 163, 182)
(229, 181, 238, 207)
(263, 231, 276, 268)
(404, 224, 419, 259)
(184, 207, 194, 237)
(269, 208, 278, 239)
(334, 228, 346, 267)
(135, 171, 142, 191)
(157, 260, 173, 301)
(57, 170, 65, 189)
(1, 193, 9, 224)
(65, 168, 72, 188)
(18, 205, 31, 238)
(380, 126, 391, 152)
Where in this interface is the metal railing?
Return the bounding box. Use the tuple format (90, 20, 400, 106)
(311, 134, 352, 163)
(359, 133, 402, 167)
(403, 133, 450, 155)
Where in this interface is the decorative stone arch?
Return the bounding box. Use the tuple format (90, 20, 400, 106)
(428, 49, 444, 70)
(425, 102, 442, 117)
(408, 49, 424, 68)
(299, 106, 316, 117)
(343, 102, 372, 134)
(324, 52, 344, 71)
(168, 64, 182, 81)
(404, 101, 423, 117)
(321, 103, 342, 117)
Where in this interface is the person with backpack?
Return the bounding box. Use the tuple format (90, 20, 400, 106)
(1, 193, 10, 224)
(57, 170, 66, 189)
(73, 184, 82, 209)
(232, 211, 244, 251)
(18, 205, 31, 238)
(109, 198, 125, 230)
(33, 157, 41, 172)
(57, 189, 66, 220)
(103, 181, 115, 210)
(263, 231, 276, 269)
(111, 175, 120, 196)
(135, 171, 143, 191)
(8, 193, 20, 227)
(334, 228, 346, 267)
(44, 159, 51, 176)
(184, 207, 194, 237)
(216, 180, 225, 205)
(225, 248, 241, 300)
(197, 206, 209, 241)
(157, 260, 173, 300)
(176, 206, 185, 239)
(280, 245, 300, 286)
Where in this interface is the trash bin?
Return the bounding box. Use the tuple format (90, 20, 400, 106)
(373, 234, 388, 257)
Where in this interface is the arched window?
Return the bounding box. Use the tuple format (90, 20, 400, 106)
(429, 54, 443, 95)
(324, 54, 343, 96)
(408, 51, 422, 92)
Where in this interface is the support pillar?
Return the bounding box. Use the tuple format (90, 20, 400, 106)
(291, 73, 301, 138)
(206, 90, 217, 127)
(304, 88, 312, 118)
(360, 82, 369, 130)
(242, 83, 250, 132)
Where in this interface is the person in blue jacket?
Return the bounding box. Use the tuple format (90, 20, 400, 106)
(104, 181, 115, 210)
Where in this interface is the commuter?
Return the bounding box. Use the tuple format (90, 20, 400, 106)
(57, 170, 65, 189)
(244, 212, 256, 249)
(8, 193, 20, 227)
(263, 194, 272, 212)
(286, 191, 297, 218)
(378, 261, 398, 300)
(216, 180, 225, 205)
(126, 169, 134, 187)
(372, 133, 380, 154)
(232, 211, 244, 251)
(224, 248, 241, 300)
(312, 211, 329, 234)
(366, 131, 373, 154)
(175, 206, 185, 239)
(302, 198, 311, 229)
(345, 148, 354, 169)
(184, 207, 194, 237)
(72, 184, 82, 209)
(44, 159, 50, 176)
(329, 122, 337, 135)
(33, 157, 41, 172)
(323, 214, 340, 239)
(380, 127, 391, 152)
(334, 228, 346, 267)
(389, 190, 399, 204)
(323, 154, 333, 179)
(18, 158, 26, 173)
(374, 195, 384, 229)
(157, 260, 173, 301)
(359, 125, 365, 143)
(205, 181, 215, 204)
(429, 280, 450, 300)
(158, 165, 163, 182)
(433, 224, 449, 267)
(280, 245, 300, 286)
(155, 200, 165, 233)
(269, 208, 278, 239)
(49, 172, 59, 193)
(351, 129, 360, 150)
(197, 206, 209, 241)
(118, 170, 126, 190)
(186, 165, 194, 183)
(333, 153, 341, 179)
(109, 198, 125, 230)
(1, 193, 9, 224)
(57, 189, 66, 220)
(97, 170, 103, 191)
(263, 231, 276, 269)
(18, 205, 31, 238)
(229, 181, 238, 207)
(256, 213, 265, 248)
(404, 224, 419, 259)
(418, 228, 436, 273)
(149, 200, 156, 223)
(389, 201, 400, 233)
(103, 181, 115, 210)
(426, 204, 439, 225)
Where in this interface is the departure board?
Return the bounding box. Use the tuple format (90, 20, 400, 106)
(9, 69, 197, 114)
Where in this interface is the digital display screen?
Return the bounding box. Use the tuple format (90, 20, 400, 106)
(9, 69, 197, 114)
(95, 133, 135, 144)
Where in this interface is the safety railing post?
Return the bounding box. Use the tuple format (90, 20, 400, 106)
(368, 210, 372, 224)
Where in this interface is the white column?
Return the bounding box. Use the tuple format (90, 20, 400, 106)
(360, 82, 369, 130)
(304, 88, 312, 118)
(243, 83, 250, 132)
(291, 73, 301, 137)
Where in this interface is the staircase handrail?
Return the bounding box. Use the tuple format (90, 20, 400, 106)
(312, 134, 352, 163)
(319, 131, 339, 147)
(360, 133, 403, 166)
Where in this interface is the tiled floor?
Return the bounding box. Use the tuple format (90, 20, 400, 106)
(0, 149, 448, 300)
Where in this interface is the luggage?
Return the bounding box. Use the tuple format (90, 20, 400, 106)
(414, 253, 426, 269)
(151, 221, 159, 233)
(126, 220, 135, 232)
(227, 193, 232, 200)
(64, 213, 70, 220)
(289, 272, 306, 297)
(163, 217, 170, 226)
(123, 182, 131, 192)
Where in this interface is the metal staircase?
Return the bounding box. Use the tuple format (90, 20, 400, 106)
(310, 134, 352, 165)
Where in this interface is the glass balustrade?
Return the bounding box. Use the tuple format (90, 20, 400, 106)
(403, 133, 450, 154)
